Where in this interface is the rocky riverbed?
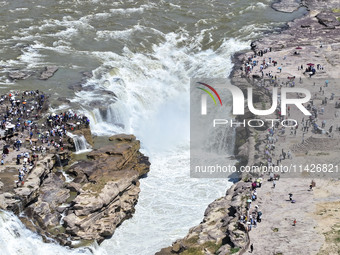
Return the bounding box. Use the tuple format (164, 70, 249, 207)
(0, 90, 150, 247)
(25, 134, 149, 247)
(157, 0, 340, 254)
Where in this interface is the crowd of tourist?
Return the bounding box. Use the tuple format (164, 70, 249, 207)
(0, 90, 90, 186)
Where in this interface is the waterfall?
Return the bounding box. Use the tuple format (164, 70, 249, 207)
(74, 136, 87, 152)
(66, 132, 91, 154)
(55, 154, 74, 183)
(0, 210, 105, 255)
(55, 154, 62, 167)
(79, 36, 247, 254)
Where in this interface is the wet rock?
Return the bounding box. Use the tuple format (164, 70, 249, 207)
(40, 66, 58, 80)
(109, 134, 135, 142)
(81, 71, 93, 79)
(83, 85, 96, 91)
(272, 0, 301, 13)
(56, 97, 71, 104)
(68, 83, 96, 92)
(102, 90, 116, 96)
(68, 82, 83, 91)
(88, 100, 104, 108)
(8, 71, 31, 80)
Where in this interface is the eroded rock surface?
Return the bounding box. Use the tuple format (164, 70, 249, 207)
(40, 66, 58, 80)
(156, 182, 251, 255)
(1, 134, 150, 247)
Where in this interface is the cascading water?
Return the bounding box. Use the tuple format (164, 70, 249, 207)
(77, 35, 249, 254)
(55, 154, 62, 167)
(55, 154, 74, 183)
(0, 210, 106, 255)
(74, 136, 88, 152)
(66, 132, 91, 154)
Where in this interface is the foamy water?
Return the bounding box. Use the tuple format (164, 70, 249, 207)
(0, 210, 104, 255)
(80, 34, 246, 254)
(0, 0, 308, 254)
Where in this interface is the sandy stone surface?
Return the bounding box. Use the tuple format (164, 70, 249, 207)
(236, 5, 340, 255)
(247, 178, 340, 255)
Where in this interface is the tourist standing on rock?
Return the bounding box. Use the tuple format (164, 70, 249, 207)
(287, 151, 292, 159)
(257, 211, 262, 222)
(289, 193, 293, 201)
(250, 243, 254, 253)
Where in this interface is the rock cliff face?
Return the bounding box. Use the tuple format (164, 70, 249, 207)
(40, 66, 59, 80)
(61, 134, 149, 245)
(0, 155, 54, 214)
(1, 134, 150, 246)
(156, 182, 251, 255)
(157, 1, 340, 254)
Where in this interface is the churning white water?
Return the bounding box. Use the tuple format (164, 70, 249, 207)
(78, 34, 249, 254)
(0, 34, 247, 255)
(0, 210, 106, 255)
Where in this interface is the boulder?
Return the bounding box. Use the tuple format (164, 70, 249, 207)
(316, 12, 340, 28)
(272, 0, 301, 13)
(20, 135, 150, 246)
(81, 71, 93, 79)
(8, 71, 30, 80)
(40, 66, 58, 80)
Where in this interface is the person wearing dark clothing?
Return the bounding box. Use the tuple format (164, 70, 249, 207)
(250, 243, 254, 253)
